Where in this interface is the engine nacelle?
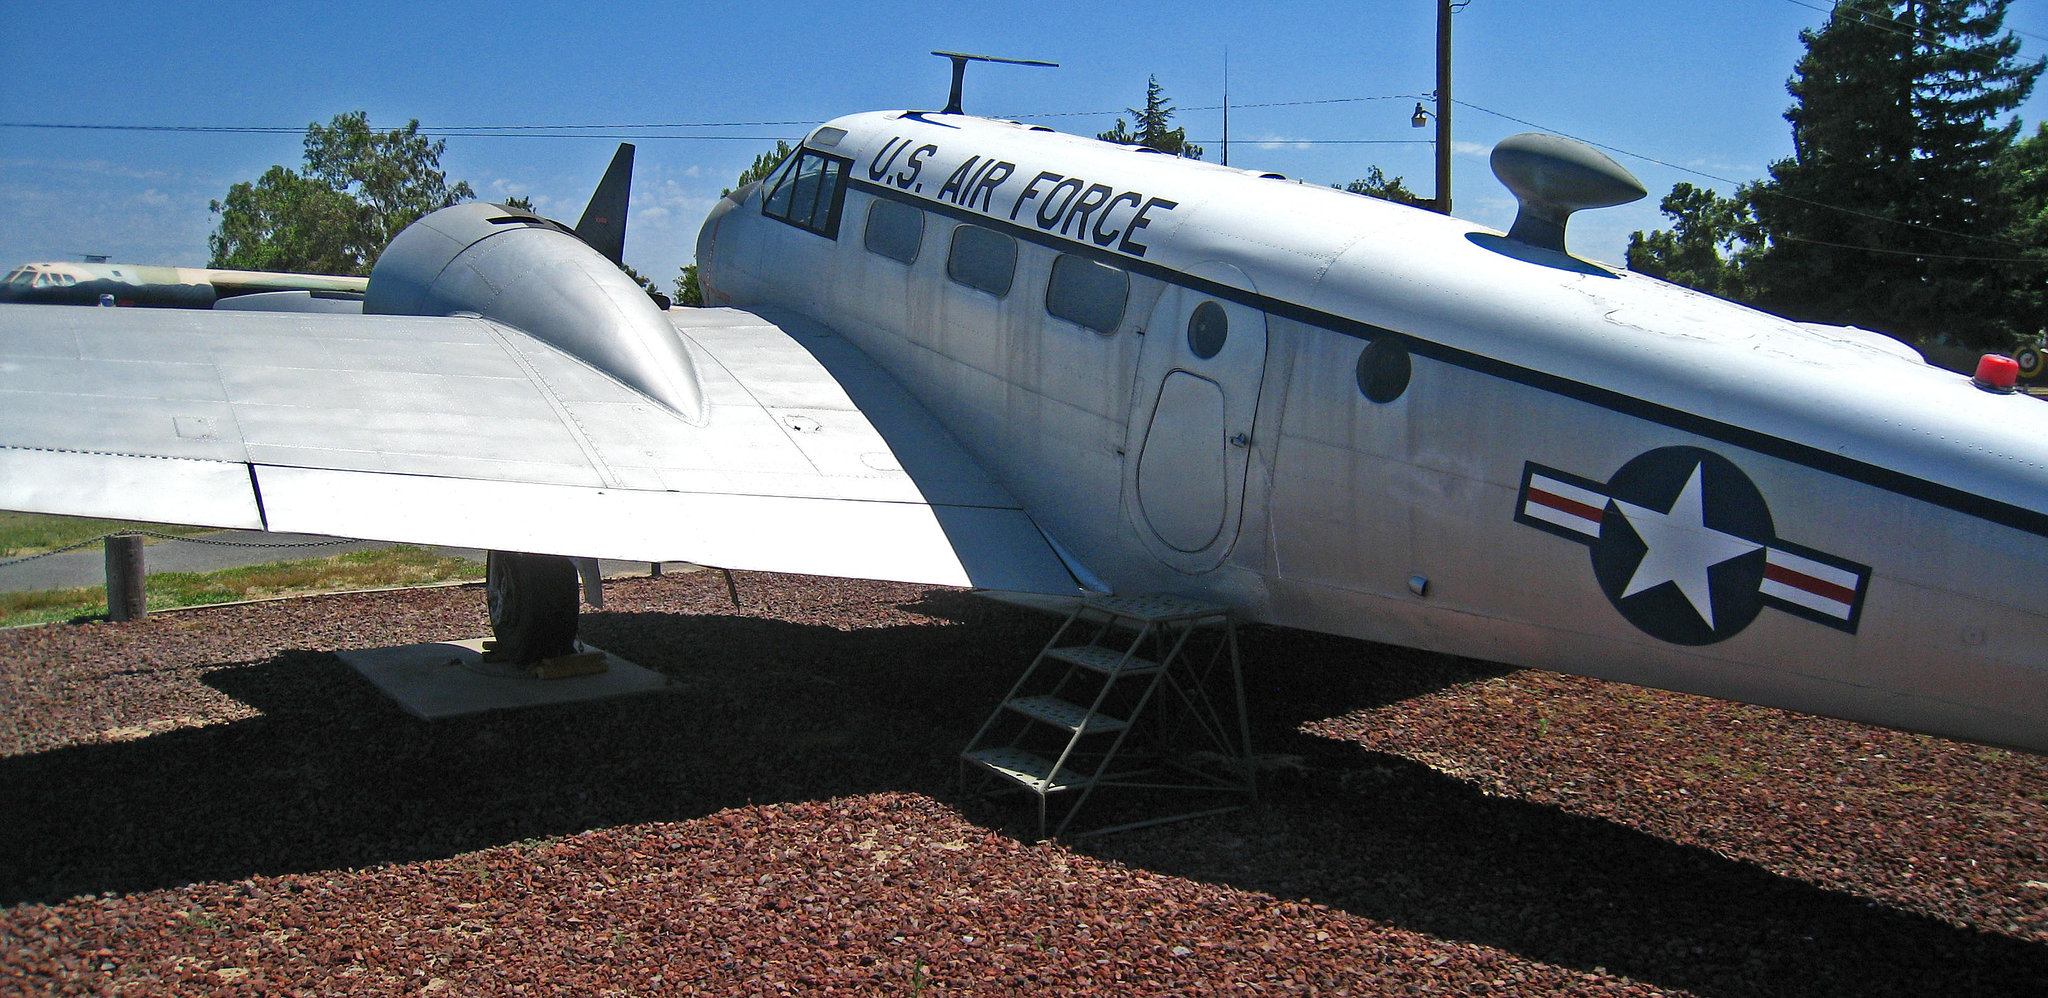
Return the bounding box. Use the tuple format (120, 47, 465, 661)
(365, 202, 704, 421)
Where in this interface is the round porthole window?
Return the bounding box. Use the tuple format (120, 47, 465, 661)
(1355, 334, 1412, 403)
(1187, 301, 1228, 359)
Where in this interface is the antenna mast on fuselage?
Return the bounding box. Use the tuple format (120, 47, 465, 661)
(931, 50, 1059, 115)
(1222, 49, 1231, 167)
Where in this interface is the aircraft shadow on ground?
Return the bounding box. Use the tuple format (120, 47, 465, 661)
(0, 592, 2041, 996)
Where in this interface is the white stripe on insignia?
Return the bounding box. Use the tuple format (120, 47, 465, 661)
(1765, 548, 1859, 590)
(1523, 499, 1600, 537)
(1531, 474, 1607, 511)
(1523, 474, 1605, 538)
(1762, 547, 1860, 620)
(1760, 578, 1851, 618)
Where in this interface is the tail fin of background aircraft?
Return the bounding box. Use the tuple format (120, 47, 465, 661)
(574, 143, 635, 266)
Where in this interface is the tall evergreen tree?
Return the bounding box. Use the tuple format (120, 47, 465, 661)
(1099, 76, 1203, 159)
(1744, 1, 2040, 348)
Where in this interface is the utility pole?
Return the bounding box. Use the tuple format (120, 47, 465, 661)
(1434, 0, 1453, 215)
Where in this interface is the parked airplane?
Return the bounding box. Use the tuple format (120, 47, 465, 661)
(0, 260, 367, 309)
(3, 83, 2043, 754)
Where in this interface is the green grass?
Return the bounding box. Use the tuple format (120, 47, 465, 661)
(0, 545, 485, 628)
(0, 512, 215, 557)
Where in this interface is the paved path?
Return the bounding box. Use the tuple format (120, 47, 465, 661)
(0, 531, 674, 593)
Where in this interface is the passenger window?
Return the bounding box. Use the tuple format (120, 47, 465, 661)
(1045, 254, 1129, 334)
(947, 224, 1017, 297)
(864, 198, 923, 265)
(762, 148, 850, 238)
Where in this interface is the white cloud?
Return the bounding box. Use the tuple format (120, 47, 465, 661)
(1252, 135, 1313, 152)
(0, 160, 220, 267)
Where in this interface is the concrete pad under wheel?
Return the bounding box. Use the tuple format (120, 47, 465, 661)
(337, 638, 672, 720)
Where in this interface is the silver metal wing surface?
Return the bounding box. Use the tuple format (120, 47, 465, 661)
(0, 302, 1079, 594)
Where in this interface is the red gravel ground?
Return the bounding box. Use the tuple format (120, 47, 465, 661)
(2, 570, 2044, 995)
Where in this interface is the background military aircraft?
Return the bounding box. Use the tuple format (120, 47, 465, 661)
(0, 261, 365, 310)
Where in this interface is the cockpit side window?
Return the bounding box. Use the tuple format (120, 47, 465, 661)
(762, 148, 850, 239)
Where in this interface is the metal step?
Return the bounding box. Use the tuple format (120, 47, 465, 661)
(1083, 593, 1229, 624)
(963, 747, 1091, 794)
(1005, 694, 1128, 735)
(1045, 643, 1161, 677)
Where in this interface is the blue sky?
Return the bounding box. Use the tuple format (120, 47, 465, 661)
(3, 1, 2044, 287)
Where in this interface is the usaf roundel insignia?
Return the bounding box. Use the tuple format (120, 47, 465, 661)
(1514, 446, 1871, 645)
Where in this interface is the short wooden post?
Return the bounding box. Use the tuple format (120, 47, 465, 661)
(105, 533, 147, 621)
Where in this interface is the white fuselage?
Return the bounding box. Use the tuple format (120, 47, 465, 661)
(698, 110, 2048, 753)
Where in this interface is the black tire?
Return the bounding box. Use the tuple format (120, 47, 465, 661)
(486, 551, 580, 663)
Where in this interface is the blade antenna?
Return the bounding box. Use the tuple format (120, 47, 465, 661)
(931, 51, 1057, 115)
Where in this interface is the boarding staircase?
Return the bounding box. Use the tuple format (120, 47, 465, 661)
(960, 594, 1256, 840)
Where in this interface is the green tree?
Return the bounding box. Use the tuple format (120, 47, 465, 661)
(206, 165, 363, 275)
(209, 111, 475, 275)
(1743, 0, 2042, 348)
(674, 264, 703, 307)
(1099, 76, 1203, 159)
(1997, 122, 2048, 336)
(1626, 183, 1755, 299)
(1337, 167, 1425, 207)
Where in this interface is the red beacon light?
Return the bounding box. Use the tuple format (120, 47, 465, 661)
(1973, 353, 2020, 394)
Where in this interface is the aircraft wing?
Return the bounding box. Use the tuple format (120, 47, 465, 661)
(0, 302, 1080, 594)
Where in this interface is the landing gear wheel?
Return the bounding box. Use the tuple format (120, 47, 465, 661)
(485, 551, 580, 663)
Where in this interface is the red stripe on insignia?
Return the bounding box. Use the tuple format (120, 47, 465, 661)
(1763, 564, 1857, 604)
(1529, 488, 1604, 524)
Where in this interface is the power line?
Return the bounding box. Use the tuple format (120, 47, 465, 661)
(0, 96, 1427, 137)
(998, 94, 1421, 119)
(8, 83, 2037, 261)
(0, 123, 306, 134)
(1189, 139, 1435, 146)
(1771, 231, 2046, 263)
(0, 122, 804, 141)
(0, 119, 820, 133)
(1776, 0, 2048, 47)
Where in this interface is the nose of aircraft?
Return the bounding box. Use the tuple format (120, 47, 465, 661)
(694, 182, 757, 307)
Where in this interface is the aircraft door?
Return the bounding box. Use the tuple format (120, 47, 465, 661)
(1125, 262, 1268, 574)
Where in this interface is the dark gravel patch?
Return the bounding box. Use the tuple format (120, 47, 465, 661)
(2, 570, 2044, 995)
